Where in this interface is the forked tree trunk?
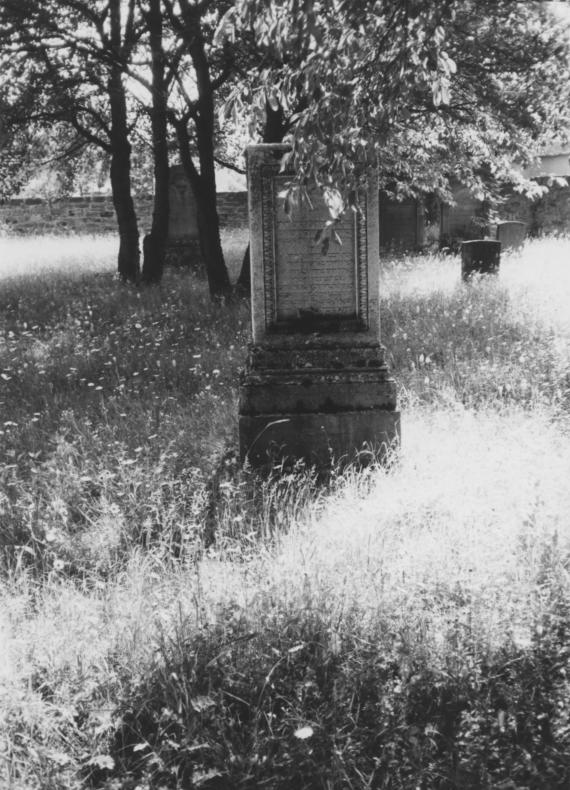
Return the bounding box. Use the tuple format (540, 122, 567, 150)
(109, 0, 140, 283)
(174, 0, 232, 300)
(176, 120, 231, 299)
(141, 0, 170, 284)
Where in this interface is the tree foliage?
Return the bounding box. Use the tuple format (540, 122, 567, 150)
(3, 0, 570, 292)
(0, 0, 145, 281)
(221, 0, 570, 203)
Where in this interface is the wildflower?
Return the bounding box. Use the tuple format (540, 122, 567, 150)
(294, 726, 314, 740)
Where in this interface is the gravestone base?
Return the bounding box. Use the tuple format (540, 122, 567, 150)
(239, 342, 400, 470)
(165, 239, 204, 273)
(240, 410, 400, 470)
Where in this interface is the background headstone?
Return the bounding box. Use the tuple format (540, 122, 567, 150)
(165, 165, 202, 268)
(496, 220, 526, 251)
(239, 144, 400, 471)
(461, 239, 501, 280)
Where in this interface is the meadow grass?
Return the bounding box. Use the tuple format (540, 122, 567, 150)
(1, 234, 570, 788)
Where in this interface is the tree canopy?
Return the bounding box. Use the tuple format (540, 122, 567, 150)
(2, 0, 570, 291)
(221, 0, 570, 205)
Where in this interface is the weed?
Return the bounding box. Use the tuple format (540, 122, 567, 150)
(1, 235, 570, 788)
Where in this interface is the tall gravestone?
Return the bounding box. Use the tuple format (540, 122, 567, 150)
(165, 165, 202, 268)
(239, 144, 400, 470)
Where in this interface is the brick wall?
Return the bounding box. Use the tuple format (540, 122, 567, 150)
(0, 192, 248, 236)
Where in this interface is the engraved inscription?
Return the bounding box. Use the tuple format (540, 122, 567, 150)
(273, 178, 357, 321)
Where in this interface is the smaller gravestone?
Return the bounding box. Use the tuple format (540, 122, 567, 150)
(496, 221, 526, 251)
(461, 240, 501, 281)
(165, 165, 202, 269)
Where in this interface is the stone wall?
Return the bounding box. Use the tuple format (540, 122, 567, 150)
(379, 194, 425, 250)
(0, 192, 248, 236)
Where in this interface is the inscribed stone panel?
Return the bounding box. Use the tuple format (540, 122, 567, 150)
(273, 178, 357, 321)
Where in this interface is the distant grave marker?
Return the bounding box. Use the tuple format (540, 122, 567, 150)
(496, 221, 526, 251)
(239, 144, 400, 470)
(165, 165, 201, 268)
(461, 240, 501, 281)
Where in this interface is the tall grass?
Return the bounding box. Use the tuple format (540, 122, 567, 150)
(1, 234, 570, 788)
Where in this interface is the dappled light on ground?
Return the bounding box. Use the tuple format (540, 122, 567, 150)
(1, 235, 570, 788)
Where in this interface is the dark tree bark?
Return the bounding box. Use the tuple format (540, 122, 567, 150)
(236, 102, 289, 294)
(175, 118, 231, 298)
(170, 0, 232, 300)
(142, 0, 170, 284)
(109, 0, 140, 284)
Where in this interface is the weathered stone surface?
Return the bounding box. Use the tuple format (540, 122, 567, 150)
(247, 145, 380, 346)
(240, 410, 400, 468)
(240, 369, 397, 414)
(239, 143, 400, 470)
(245, 342, 387, 370)
(168, 165, 199, 241)
(273, 178, 357, 320)
(496, 221, 526, 251)
(164, 238, 204, 273)
(461, 240, 501, 280)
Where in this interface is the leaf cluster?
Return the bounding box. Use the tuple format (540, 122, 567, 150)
(222, 0, 570, 203)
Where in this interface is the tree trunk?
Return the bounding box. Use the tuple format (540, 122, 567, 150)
(175, 119, 231, 298)
(109, 0, 139, 284)
(194, 114, 232, 299)
(237, 102, 289, 294)
(175, 0, 231, 300)
(142, 0, 170, 284)
(195, 180, 230, 298)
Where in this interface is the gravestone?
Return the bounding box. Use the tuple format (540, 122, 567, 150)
(496, 220, 526, 251)
(461, 240, 501, 281)
(165, 165, 202, 268)
(239, 144, 400, 470)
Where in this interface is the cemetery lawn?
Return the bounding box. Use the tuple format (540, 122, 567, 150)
(1, 233, 570, 789)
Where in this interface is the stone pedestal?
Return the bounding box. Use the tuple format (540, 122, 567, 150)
(461, 240, 501, 281)
(496, 221, 526, 251)
(164, 165, 203, 271)
(239, 144, 400, 470)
